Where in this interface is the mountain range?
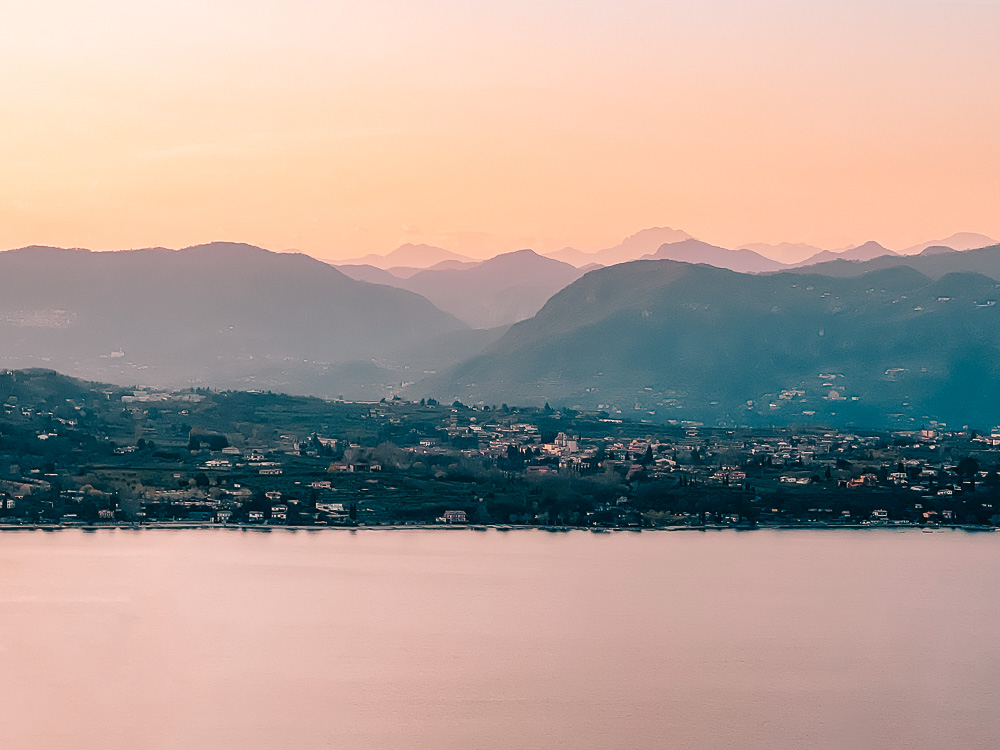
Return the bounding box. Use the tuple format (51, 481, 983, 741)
(425, 254, 1000, 427)
(545, 227, 694, 267)
(337, 249, 586, 328)
(789, 241, 897, 267)
(0, 243, 467, 396)
(330, 229, 997, 276)
(4, 233, 1000, 428)
(335, 243, 476, 269)
(739, 233, 996, 265)
(782, 242, 1000, 281)
(641, 239, 786, 273)
(900, 233, 997, 256)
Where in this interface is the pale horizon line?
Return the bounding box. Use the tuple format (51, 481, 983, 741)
(4, 227, 997, 265)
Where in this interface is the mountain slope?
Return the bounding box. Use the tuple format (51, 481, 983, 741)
(782, 243, 1000, 281)
(395, 249, 586, 328)
(333, 263, 402, 285)
(388, 260, 481, 277)
(426, 259, 1000, 427)
(794, 241, 897, 267)
(0, 243, 467, 392)
(335, 259, 483, 283)
(642, 239, 786, 273)
(546, 227, 694, 267)
(337, 243, 476, 269)
(902, 232, 996, 255)
(337, 249, 584, 327)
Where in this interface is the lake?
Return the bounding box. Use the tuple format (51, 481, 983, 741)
(1, 528, 998, 749)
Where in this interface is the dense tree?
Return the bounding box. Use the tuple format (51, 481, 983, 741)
(640, 445, 654, 466)
(957, 456, 980, 479)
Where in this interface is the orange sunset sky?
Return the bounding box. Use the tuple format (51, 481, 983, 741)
(2, 0, 998, 260)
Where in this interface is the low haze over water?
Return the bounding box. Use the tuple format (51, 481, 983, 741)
(2, 529, 998, 750)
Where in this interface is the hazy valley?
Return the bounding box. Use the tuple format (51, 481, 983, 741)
(1, 229, 998, 430)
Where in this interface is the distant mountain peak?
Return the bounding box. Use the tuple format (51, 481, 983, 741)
(337, 246, 585, 328)
(841, 240, 896, 255)
(180, 241, 272, 256)
(383, 244, 475, 267)
(478, 248, 559, 266)
(648, 238, 723, 253)
(794, 240, 896, 267)
(918, 245, 954, 256)
(620, 226, 693, 244)
(902, 232, 997, 255)
(545, 227, 695, 267)
(641, 239, 786, 273)
(335, 243, 476, 270)
(7, 244, 94, 255)
(494, 247, 541, 258)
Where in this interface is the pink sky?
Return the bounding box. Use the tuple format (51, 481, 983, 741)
(2, 0, 998, 260)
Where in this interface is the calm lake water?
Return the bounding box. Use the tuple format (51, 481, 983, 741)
(1, 528, 999, 749)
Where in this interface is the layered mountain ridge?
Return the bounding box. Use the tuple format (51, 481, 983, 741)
(0, 242, 467, 396)
(5, 234, 1000, 428)
(338, 249, 586, 328)
(424, 254, 1000, 427)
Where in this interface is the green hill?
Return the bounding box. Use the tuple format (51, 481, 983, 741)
(785, 243, 1000, 280)
(425, 260, 1000, 428)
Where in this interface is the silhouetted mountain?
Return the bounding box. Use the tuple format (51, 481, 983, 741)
(336, 249, 582, 327)
(546, 227, 694, 267)
(334, 264, 401, 285)
(641, 239, 786, 273)
(386, 259, 482, 278)
(338, 243, 476, 269)
(426, 259, 1000, 427)
(335, 259, 483, 283)
(0, 243, 466, 394)
(794, 241, 896, 267)
(918, 245, 954, 256)
(902, 232, 996, 255)
(783, 243, 1000, 281)
(394, 249, 586, 328)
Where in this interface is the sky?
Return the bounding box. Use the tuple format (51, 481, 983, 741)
(1, 0, 998, 260)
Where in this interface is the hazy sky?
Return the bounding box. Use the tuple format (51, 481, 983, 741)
(2, 0, 998, 259)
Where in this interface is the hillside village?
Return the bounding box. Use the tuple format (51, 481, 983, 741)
(3, 370, 1000, 531)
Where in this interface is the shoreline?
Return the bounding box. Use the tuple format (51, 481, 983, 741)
(0, 522, 995, 533)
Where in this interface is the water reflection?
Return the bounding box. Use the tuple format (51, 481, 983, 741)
(1, 529, 998, 750)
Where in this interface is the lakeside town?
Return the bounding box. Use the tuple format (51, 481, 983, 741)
(3, 369, 1000, 531)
